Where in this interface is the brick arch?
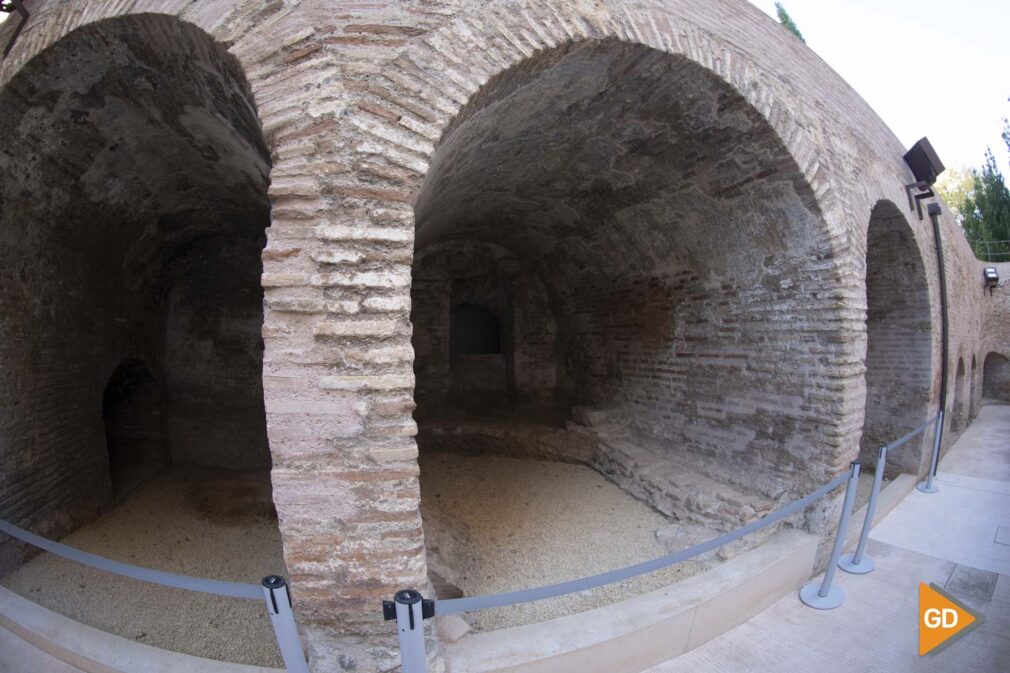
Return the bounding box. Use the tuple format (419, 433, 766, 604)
(0, 3, 323, 666)
(983, 351, 1010, 402)
(859, 199, 934, 475)
(347, 2, 845, 245)
(316, 5, 862, 668)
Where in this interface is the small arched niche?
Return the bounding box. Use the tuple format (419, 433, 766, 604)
(951, 358, 967, 431)
(103, 360, 166, 500)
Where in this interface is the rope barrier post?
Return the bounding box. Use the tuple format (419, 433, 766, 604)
(839, 446, 886, 574)
(800, 461, 860, 610)
(261, 576, 310, 673)
(917, 411, 943, 494)
(384, 589, 429, 673)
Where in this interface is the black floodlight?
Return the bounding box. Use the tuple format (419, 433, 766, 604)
(904, 137, 945, 185)
(984, 267, 999, 295)
(903, 138, 945, 220)
(0, 0, 29, 59)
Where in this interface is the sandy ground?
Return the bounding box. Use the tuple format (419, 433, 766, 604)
(420, 452, 711, 632)
(1, 467, 286, 668)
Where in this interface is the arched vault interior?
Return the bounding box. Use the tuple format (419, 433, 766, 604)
(410, 40, 848, 608)
(0, 15, 273, 566)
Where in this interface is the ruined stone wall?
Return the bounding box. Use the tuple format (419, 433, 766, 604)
(0, 2, 1005, 671)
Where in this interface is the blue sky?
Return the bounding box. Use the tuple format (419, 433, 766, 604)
(2, 4, 1006, 171)
(752, 0, 1010, 172)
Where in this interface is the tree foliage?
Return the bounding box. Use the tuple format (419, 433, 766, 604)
(935, 167, 975, 223)
(960, 118, 1010, 260)
(775, 3, 805, 43)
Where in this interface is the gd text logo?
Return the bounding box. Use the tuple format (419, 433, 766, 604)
(919, 582, 983, 655)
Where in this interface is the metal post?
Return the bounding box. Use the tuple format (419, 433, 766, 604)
(839, 446, 886, 574)
(800, 462, 860, 609)
(917, 411, 943, 494)
(262, 576, 310, 673)
(393, 589, 428, 673)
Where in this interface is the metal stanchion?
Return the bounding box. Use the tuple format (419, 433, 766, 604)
(917, 411, 943, 494)
(262, 576, 310, 673)
(799, 462, 860, 610)
(385, 589, 428, 673)
(839, 446, 886, 574)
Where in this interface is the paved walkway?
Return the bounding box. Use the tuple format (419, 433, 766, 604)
(0, 626, 82, 673)
(649, 402, 1010, 673)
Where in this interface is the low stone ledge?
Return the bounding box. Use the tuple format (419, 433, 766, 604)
(0, 587, 283, 673)
(442, 527, 819, 673)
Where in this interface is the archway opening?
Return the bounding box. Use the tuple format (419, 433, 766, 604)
(0, 15, 283, 666)
(952, 358, 967, 431)
(860, 201, 933, 475)
(410, 39, 843, 630)
(970, 355, 979, 420)
(983, 352, 1010, 402)
(103, 360, 166, 500)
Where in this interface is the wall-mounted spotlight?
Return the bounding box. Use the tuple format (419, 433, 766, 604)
(0, 0, 30, 60)
(904, 137, 945, 220)
(984, 267, 999, 295)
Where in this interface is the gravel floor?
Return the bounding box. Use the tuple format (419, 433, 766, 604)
(420, 452, 710, 632)
(1, 467, 286, 668)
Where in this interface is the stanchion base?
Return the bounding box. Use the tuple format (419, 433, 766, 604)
(799, 580, 845, 609)
(838, 552, 875, 574)
(916, 481, 939, 494)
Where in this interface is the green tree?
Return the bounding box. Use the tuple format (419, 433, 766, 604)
(775, 3, 805, 43)
(961, 130, 1010, 260)
(935, 166, 975, 223)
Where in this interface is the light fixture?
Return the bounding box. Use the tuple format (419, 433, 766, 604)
(984, 267, 999, 295)
(0, 0, 29, 60)
(903, 137, 945, 220)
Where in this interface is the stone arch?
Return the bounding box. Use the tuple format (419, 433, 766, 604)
(970, 354, 979, 419)
(0, 12, 274, 571)
(951, 357, 967, 431)
(243, 4, 868, 664)
(399, 31, 855, 642)
(983, 352, 1010, 402)
(859, 200, 933, 474)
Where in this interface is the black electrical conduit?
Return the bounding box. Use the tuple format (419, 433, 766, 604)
(928, 201, 948, 477)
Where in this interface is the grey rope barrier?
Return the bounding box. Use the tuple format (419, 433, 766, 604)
(0, 518, 261, 599)
(0, 518, 310, 672)
(839, 447, 885, 575)
(839, 414, 939, 575)
(382, 467, 854, 672)
(918, 411, 944, 494)
(799, 461, 860, 609)
(434, 470, 849, 615)
(886, 414, 941, 452)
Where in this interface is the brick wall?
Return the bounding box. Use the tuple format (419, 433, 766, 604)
(0, 15, 271, 571)
(0, 2, 1006, 671)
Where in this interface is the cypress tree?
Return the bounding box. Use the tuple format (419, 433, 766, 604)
(775, 3, 806, 43)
